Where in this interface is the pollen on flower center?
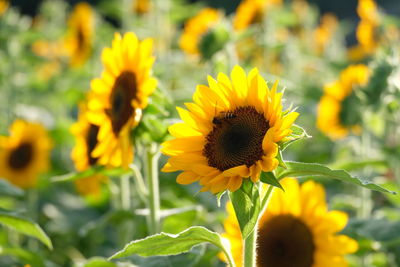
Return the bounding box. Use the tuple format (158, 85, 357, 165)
(106, 71, 137, 135)
(257, 214, 315, 267)
(203, 106, 269, 171)
(9, 142, 33, 170)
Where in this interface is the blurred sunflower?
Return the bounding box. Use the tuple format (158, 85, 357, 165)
(63, 2, 94, 67)
(0, 0, 8, 16)
(162, 66, 298, 193)
(0, 120, 52, 189)
(87, 32, 157, 168)
(233, 0, 281, 31)
(348, 0, 379, 60)
(133, 0, 151, 14)
(313, 13, 338, 55)
(179, 8, 222, 56)
(317, 64, 370, 140)
(71, 103, 107, 199)
(220, 178, 358, 267)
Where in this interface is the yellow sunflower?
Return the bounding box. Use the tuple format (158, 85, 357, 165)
(161, 66, 298, 194)
(179, 8, 222, 56)
(348, 0, 379, 60)
(63, 2, 94, 67)
(133, 0, 151, 15)
(0, 0, 9, 16)
(71, 103, 107, 199)
(87, 32, 157, 168)
(317, 64, 370, 140)
(233, 0, 282, 31)
(220, 178, 358, 267)
(313, 13, 338, 55)
(0, 120, 52, 189)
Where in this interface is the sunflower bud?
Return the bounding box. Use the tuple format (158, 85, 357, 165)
(198, 25, 230, 60)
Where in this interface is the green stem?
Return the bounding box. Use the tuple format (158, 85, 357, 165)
(220, 241, 236, 267)
(131, 164, 148, 204)
(120, 174, 131, 210)
(243, 184, 274, 267)
(243, 227, 257, 267)
(260, 185, 275, 212)
(27, 189, 38, 250)
(145, 143, 161, 234)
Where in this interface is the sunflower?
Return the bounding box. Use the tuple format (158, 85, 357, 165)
(0, 0, 9, 16)
(348, 0, 379, 60)
(63, 2, 94, 67)
(233, 0, 281, 31)
(317, 64, 370, 140)
(0, 120, 52, 189)
(313, 13, 338, 55)
(133, 0, 151, 15)
(220, 178, 358, 267)
(161, 66, 298, 194)
(87, 32, 157, 168)
(179, 8, 222, 56)
(71, 103, 107, 198)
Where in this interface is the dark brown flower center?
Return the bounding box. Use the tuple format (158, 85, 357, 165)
(203, 106, 269, 171)
(106, 71, 137, 135)
(86, 124, 100, 165)
(8, 142, 34, 170)
(76, 26, 86, 51)
(256, 214, 315, 267)
(250, 9, 264, 26)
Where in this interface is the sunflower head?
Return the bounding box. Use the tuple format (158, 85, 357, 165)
(233, 0, 282, 31)
(162, 66, 298, 194)
(0, 0, 9, 16)
(0, 120, 52, 189)
(220, 178, 358, 267)
(179, 8, 223, 57)
(356, 20, 378, 52)
(313, 13, 338, 55)
(317, 64, 370, 140)
(71, 103, 108, 198)
(133, 0, 151, 14)
(357, 0, 379, 24)
(64, 2, 94, 67)
(87, 32, 157, 168)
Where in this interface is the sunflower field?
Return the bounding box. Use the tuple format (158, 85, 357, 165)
(0, 0, 400, 266)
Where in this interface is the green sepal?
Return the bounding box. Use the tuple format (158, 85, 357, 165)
(260, 172, 284, 191)
(279, 124, 311, 151)
(216, 191, 226, 207)
(276, 149, 287, 169)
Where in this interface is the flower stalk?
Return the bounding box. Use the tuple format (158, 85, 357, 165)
(145, 143, 161, 234)
(243, 227, 257, 267)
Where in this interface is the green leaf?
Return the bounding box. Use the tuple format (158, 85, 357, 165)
(109, 226, 235, 266)
(276, 161, 395, 194)
(83, 257, 117, 267)
(0, 211, 52, 249)
(0, 179, 24, 197)
(51, 166, 131, 183)
(331, 159, 388, 172)
(0, 247, 46, 267)
(279, 124, 311, 151)
(229, 181, 261, 239)
(260, 172, 283, 190)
